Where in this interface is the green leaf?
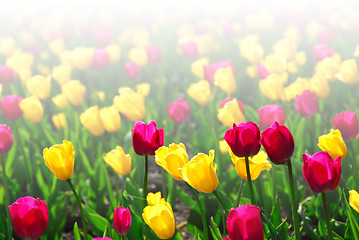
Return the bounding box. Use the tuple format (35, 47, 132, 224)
(103, 165, 117, 209)
(82, 204, 111, 235)
(73, 222, 81, 240)
(210, 217, 223, 240)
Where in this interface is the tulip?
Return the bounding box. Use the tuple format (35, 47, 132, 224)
(113, 206, 131, 236)
(80, 106, 105, 136)
(180, 41, 198, 60)
(96, 26, 113, 46)
(90, 49, 110, 69)
(136, 83, 151, 97)
(273, 39, 296, 60)
(132, 120, 164, 156)
(180, 150, 218, 193)
(257, 104, 286, 130)
(128, 47, 148, 66)
(310, 73, 330, 99)
(312, 44, 334, 62)
(214, 65, 237, 95)
(187, 80, 211, 105)
(146, 45, 162, 64)
(97, 91, 105, 102)
(26, 75, 51, 99)
(62, 80, 86, 106)
(303, 152, 341, 193)
(349, 190, 359, 213)
(203, 60, 235, 83)
(336, 59, 359, 84)
(224, 122, 261, 158)
(113, 88, 145, 121)
(147, 192, 162, 206)
(52, 64, 72, 85)
(257, 64, 270, 80)
(0, 66, 16, 84)
(262, 54, 287, 75)
(168, 99, 191, 124)
(283, 77, 310, 102)
(217, 98, 246, 128)
(191, 57, 209, 79)
(227, 204, 264, 240)
(52, 93, 67, 109)
(295, 90, 319, 118)
(124, 61, 140, 80)
(104, 146, 132, 176)
(52, 113, 66, 129)
(72, 47, 94, 70)
(99, 106, 121, 133)
(0, 95, 23, 120)
(8, 196, 48, 240)
(155, 143, 189, 180)
(258, 75, 285, 101)
(48, 38, 66, 56)
(219, 140, 230, 154)
(238, 36, 264, 64)
(43, 140, 75, 180)
(229, 150, 271, 180)
(260, 122, 294, 165)
(19, 96, 44, 123)
(0, 124, 13, 154)
(318, 129, 347, 159)
(332, 111, 359, 141)
(105, 44, 121, 63)
(315, 54, 341, 81)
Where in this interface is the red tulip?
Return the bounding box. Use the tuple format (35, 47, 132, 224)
(146, 45, 162, 64)
(295, 90, 319, 118)
(312, 43, 334, 62)
(257, 64, 270, 80)
(260, 122, 294, 164)
(90, 49, 110, 69)
(258, 104, 286, 130)
(124, 61, 140, 80)
(224, 122, 261, 158)
(0, 95, 23, 120)
(332, 111, 359, 141)
(227, 204, 264, 240)
(0, 66, 16, 84)
(8, 196, 48, 240)
(203, 60, 235, 83)
(220, 98, 245, 113)
(303, 152, 341, 193)
(0, 124, 13, 154)
(114, 206, 131, 236)
(132, 120, 164, 156)
(180, 41, 198, 60)
(168, 99, 191, 124)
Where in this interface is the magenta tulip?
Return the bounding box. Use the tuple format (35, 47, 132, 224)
(90, 49, 110, 69)
(146, 45, 162, 64)
(114, 206, 131, 236)
(168, 99, 191, 124)
(0, 66, 16, 84)
(180, 41, 198, 60)
(132, 120, 164, 156)
(312, 43, 334, 62)
(332, 111, 359, 141)
(295, 90, 319, 118)
(257, 64, 270, 80)
(227, 204, 264, 240)
(0, 95, 23, 120)
(303, 152, 341, 193)
(124, 61, 140, 80)
(8, 196, 48, 240)
(203, 60, 235, 83)
(0, 124, 13, 154)
(258, 104, 286, 130)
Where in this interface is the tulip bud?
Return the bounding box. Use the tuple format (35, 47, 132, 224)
(19, 96, 44, 123)
(187, 80, 211, 105)
(168, 99, 191, 125)
(80, 106, 105, 136)
(318, 129, 347, 159)
(214, 65, 237, 95)
(180, 41, 198, 60)
(332, 111, 359, 141)
(90, 49, 110, 69)
(124, 61, 140, 80)
(104, 146, 131, 176)
(52, 93, 68, 109)
(128, 47, 148, 67)
(303, 152, 341, 193)
(0, 65, 16, 84)
(136, 83, 151, 97)
(0, 95, 23, 120)
(349, 190, 359, 213)
(52, 113, 66, 129)
(8, 196, 48, 240)
(336, 59, 359, 84)
(0, 124, 13, 154)
(105, 44, 121, 63)
(191, 57, 209, 79)
(113, 206, 131, 236)
(257, 64, 270, 80)
(147, 192, 162, 206)
(132, 120, 164, 156)
(257, 104, 286, 130)
(62, 80, 86, 106)
(218, 140, 229, 154)
(52, 64, 72, 85)
(295, 90, 319, 118)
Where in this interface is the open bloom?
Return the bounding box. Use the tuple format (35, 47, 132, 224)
(295, 90, 319, 118)
(0, 124, 13, 154)
(224, 122, 261, 158)
(104, 146, 132, 176)
(180, 150, 218, 193)
(8, 196, 48, 240)
(257, 104, 286, 130)
(227, 204, 264, 240)
(349, 190, 359, 213)
(217, 98, 245, 128)
(132, 120, 164, 156)
(332, 111, 359, 141)
(303, 152, 341, 193)
(113, 206, 131, 236)
(168, 99, 191, 125)
(318, 129, 347, 159)
(0, 95, 23, 120)
(155, 143, 189, 180)
(43, 140, 75, 180)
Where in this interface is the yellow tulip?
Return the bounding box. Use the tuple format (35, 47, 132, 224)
(103, 146, 131, 176)
(80, 106, 105, 136)
(219, 140, 229, 154)
(272, 39, 297, 60)
(191, 58, 209, 79)
(217, 98, 245, 128)
(214, 66, 236, 95)
(48, 38, 66, 56)
(284, 27, 300, 44)
(99, 106, 121, 133)
(62, 80, 86, 106)
(52, 93, 67, 109)
(349, 190, 359, 213)
(155, 143, 189, 180)
(97, 91, 105, 102)
(26, 75, 51, 99)
(72, 47, 94, 70)
(187, 80, 211, 105)
(282, 77, 311, 101)
(105, 44, 121, 63)
(315, 54, 341, 81)
(143, 198, 175, 239)
(52, 113, 66, 129)
(263, 54, 287, 75)
(52, 64, 72, 86)
(286, 61, 298, 75)
(258, 75, 285, 101)
(0, 37, 16, 57)
(147, 192, 162, 206)
(318, 129, 347, 159)
(128, 47, 148, 67)
(43, 140, 75, 180)
(37, 64, 51, 76)
(6, 51, 34, 72)
(19, 96, 44, 123)
(238, 36, 264, 64)
(180, 150, 218, 193)
(310, 73, 330, 99)
(17, 67, 32, 84)
(246, 65, 257, 78)
(336, 59, 359, 84)
(113, 89, 145, 122)
(136, 83, 151, 97)
(229, 150, 272, 180)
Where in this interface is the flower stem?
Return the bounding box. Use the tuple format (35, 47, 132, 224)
(186, 183, 208, 240)
(286, 159, 301, 240)
(321, 192, 334, 240)
(1, 154, 12, 240)
(143, 155, 149, 208)
(349, 140, 359, 189)
(235, 179, 245, 207)
(213, 190, 229, 215)
(245, 156, 255, 204)
(66, 179, 88, 240)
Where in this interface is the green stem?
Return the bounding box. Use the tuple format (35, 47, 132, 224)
(66, 179, 88, 240)
(1, 154, 12, 240)
(235, 179, 245, 207)
(349, 141, 359, 189)
(321, 192, 334, 240)
(213, 190, 229, 215)
(186, 183, 208, 240)
(161, 168, 168, 199)
(245, 156, 255, 204)
(143, 155, 149, 208)
(286, 159, 301, 240)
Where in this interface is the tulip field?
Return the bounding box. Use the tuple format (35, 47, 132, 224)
(2, 1, 359, 239)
